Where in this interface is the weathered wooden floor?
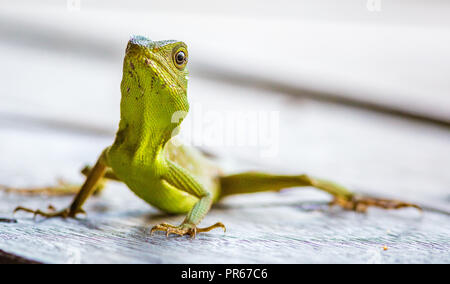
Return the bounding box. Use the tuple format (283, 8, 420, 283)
(0, 1, 449, 263)
(0, 100, 449, 264)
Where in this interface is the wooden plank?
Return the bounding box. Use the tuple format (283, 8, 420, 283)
(0, 99, 449, 263)
(0, 249, 40, 264)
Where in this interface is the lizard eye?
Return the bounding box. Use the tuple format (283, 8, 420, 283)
(175, 51, 186, 64)
(173, 48, 188, 69)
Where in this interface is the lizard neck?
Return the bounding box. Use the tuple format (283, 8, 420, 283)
(111, 78, 184, 162)
(113, 117, 175, 161)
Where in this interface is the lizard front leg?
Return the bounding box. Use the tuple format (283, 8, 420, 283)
(150, 160, 225, 238)
(14, 148, 110, 219)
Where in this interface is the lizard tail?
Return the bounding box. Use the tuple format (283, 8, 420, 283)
(0, 181, 81, 196)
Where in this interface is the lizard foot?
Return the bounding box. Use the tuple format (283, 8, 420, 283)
(330, 195, 421, 213)
(14, 205, 85, 219)
(150, 222, 226, 238)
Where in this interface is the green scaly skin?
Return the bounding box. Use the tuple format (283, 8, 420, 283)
(13, 36, 420, 238)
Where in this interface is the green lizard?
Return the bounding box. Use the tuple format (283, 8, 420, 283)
(12, 36, 420, 238)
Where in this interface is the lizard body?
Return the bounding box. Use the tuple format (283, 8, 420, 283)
(13, 36, 419, 237)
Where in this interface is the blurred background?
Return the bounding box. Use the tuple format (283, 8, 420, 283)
(0, 0, 449, 209)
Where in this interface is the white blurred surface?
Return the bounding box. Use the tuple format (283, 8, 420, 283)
(1, 0, 450, 122)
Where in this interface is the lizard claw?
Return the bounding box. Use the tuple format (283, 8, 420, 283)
(150, 222, 226, 238)
(13, 205, 85, 219)
(330, 195, 422, 213)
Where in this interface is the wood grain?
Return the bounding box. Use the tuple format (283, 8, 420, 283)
(0, 103, 448, 263)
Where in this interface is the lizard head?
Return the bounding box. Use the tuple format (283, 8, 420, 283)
(120, 35, 189, 132)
